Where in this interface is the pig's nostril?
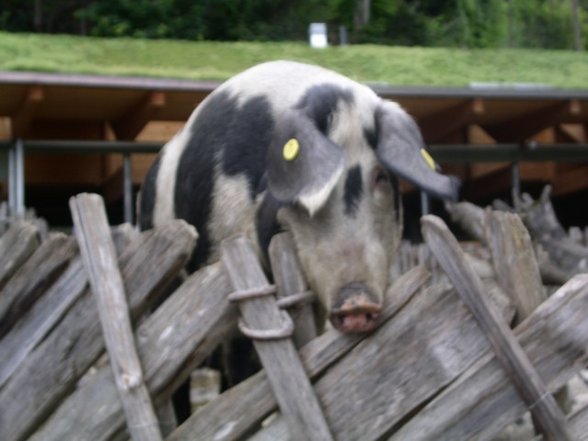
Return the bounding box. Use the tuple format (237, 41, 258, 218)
(330, 309, 380, 333)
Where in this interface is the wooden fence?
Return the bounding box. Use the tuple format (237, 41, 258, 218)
(0, 192, 587, 441)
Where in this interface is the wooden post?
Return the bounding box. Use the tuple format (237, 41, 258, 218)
(0, 219, 197, 441)
(390, 274, 588, 440)
(421, 215, 572, 441)
(221, 236, 334, 441)
(485, 210, 546, 324)
(268, 232, 317, 348)
(28, 261, 236, 441)
(70, 193, 163, 441)
(167, 266, 430, 441)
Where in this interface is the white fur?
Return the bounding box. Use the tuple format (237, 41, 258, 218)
(153, 130, 187, 225)
(220, 61, 380, 118)
(207, 172, 258, 262)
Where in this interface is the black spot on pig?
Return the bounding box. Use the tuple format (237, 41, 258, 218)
(174, 92, 274, 269)
(256, 192, 284, 257)
(297, 84, 353, 134)
(344, 165, 363, 216)
(221, 96, 274, 199)
(139, 154, 161, 230)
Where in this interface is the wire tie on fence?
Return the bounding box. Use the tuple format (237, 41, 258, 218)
(528, 391, 552, 411)
(228, 285, 277, 303)
(237, 315, 294, 341)
(277, 290, 315, 309)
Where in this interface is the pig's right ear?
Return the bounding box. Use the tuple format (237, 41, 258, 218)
(267, 110, 344, 216)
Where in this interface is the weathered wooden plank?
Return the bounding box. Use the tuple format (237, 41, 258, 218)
(445, 200, 487, 241)
(70, 193, 163, 441)
(390, 274, 588, 441)
(315, 282, 493, 441)
(0, 220, 197, 441)
(221, 236, 334, 441)
(513, 186, 588, 275)
(421, 214, 572, 441)
(29, 261, 235, 441)
(0, 256, 86, 387)
(485, 210, 546, 324)
(172, 266, 430, 441)
(569, 401, 588, 441)
(111, 222, 140, 255)
(0, 225, 135, 388)
(0, 220, 40, 289)
(252, 279, 491, 441)
(268, 232, 317, 348)
(486, 209, 565, 433)
(0, 234, 77, 338)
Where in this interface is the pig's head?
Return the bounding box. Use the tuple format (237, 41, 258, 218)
(266, 91, 459, 333)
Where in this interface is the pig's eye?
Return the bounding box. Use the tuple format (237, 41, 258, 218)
(375, 170, 389, 185)
(371, 167, 391, 191)
(371, 166, 393, 205)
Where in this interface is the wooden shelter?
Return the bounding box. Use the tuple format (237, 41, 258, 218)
(0, 70, 587, 225)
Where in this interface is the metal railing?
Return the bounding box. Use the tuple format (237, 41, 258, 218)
(1, 140, 162, 224)
(1, 140, 588, 221)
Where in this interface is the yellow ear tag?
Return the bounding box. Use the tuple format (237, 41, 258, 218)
(420, 148, 436, 170)
(283, 138, 300, 161)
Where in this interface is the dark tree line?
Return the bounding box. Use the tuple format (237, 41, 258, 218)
(0, 0, 585, 50)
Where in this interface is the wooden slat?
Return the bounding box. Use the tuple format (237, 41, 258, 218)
(418, 99, 484, 143)
(485, 100, 582, 142)
(0, 220, 40, 290)
(0, 234, 76, 337)
(390, 274, 588, 440)
(485, 210, 546, 323)
(268, 232, 317, 348)
(70, 193, 162, 441)
(11, 85, 44, 136)
(0, 224, 137, 388)
(0, 257, 86, 387)
(112, 91, 166, 141)
(0, 219, 197, 441)
(29, 261, 236, 441)
(252, 273, 588, 441)
(221, 236, 334, 441)
(421, 214, 572, 441)
(168, 266, 430, 441)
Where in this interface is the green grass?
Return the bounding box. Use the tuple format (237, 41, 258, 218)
(1, 31, 587, 88)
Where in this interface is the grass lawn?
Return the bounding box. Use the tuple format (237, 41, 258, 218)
(1, 31, 587, 89)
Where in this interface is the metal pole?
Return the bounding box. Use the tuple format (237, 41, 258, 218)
(511, 161, 521, 197)
(15, 139, 25, 216)
(123, 153, 133, 224)
(7, 144, 16, 215)
(420, 191, 430, 216)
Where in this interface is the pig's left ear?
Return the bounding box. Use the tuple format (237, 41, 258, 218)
(375, 103, 460, 201)
(267, 109, 344, 215)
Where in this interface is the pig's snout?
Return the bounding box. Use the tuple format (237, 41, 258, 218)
(329, 282, 382, 333)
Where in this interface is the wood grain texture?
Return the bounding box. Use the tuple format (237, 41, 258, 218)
(0, 218, 197, 441)
(415, 214, 573, 441)
(221, 236, 334, 441)
(485, 210, 546, 323)
(390, 274, 588, 441)
(0, 220, 40, 289)
(70, 193, 162, 441)
(29, 261, 235, 441)
(207, 266, 431, 441)
(0, 234, 76, 338)
(268, 232, 317, 348)
(0, 256, 86, 387)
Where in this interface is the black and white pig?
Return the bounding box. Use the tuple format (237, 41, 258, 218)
(140, 60, 459, 333)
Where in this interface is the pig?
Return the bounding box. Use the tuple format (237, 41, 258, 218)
(140, 60, 459, 333)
